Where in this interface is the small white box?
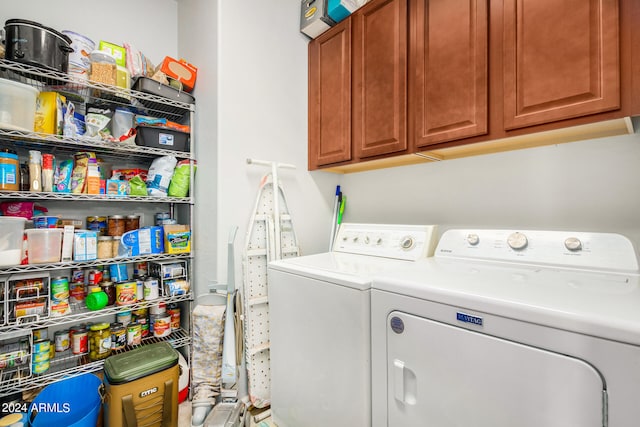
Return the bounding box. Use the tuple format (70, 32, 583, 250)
(74, 230, 98, 261)
(61, 225, 74, 262)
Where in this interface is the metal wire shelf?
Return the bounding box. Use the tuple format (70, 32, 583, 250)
(0, 328, 190, 396)
(0, 253, 193, 275)
(0, 292, 193, 334)
(0, 128, 194, 161)
(0, 189, 192, 204)
(0, 59, 195, 120)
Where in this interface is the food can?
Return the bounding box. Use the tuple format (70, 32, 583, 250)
(32, 339, 50, 354)
(138, 318, 150, 338)
(70, 326, 88, 354)
(32, 349, 50, 363)
(48, 340, 55, 360)
(87, 268, 103, 285)
(136, 277, 144, 301)
(116, 310, 132, 326)
(149, 301, 167, 315)
(153, 314, 172, 338)
(50, 276, 71, 317)
(143, 277, 159, 300)
(167, 306, 181, 331)
(71, 268, 85, 284)
(126, 323, 141, 346)
(54, 330, 70, 352)
(134, 261, 148, 278)
(86, 216, 107, 235)
(69, 282, 86, 304)
(110, 322, 126, 350)
(109, 263, 128, 283)
(32, 360, 50, 374)
(115, 281, 137, 305)
(32, 327, 48, 341)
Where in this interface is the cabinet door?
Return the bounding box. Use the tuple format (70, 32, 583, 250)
(503, 0, 620, 130)
(412, 0, 488, 148)
(308, 19, 352, 169)
(352, 0, 408, 159)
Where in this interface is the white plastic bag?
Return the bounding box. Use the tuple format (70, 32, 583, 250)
(146, 155, 177, 197)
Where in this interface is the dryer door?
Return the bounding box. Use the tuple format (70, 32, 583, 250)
(387, 311, 605, 427)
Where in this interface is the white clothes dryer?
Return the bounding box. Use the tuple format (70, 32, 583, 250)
(371, 229, 640, 427)
(268, 223, 438, 427)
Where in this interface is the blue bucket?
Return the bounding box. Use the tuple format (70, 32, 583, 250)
(29, 373, 102, 427)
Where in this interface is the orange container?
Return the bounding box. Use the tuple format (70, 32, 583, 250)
(159, 56, 197, 92)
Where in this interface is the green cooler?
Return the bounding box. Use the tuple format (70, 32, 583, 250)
(103, 342, 180, 427)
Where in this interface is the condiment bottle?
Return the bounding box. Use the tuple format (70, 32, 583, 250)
(41, 153, 55, 192)
(28, 150, 42, 192)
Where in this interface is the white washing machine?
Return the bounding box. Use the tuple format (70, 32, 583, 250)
(371, 228, 640, 427)
(267, 223, 438, 427)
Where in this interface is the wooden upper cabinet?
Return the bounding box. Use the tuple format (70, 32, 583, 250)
(411, 0, 488, 148)
(352, 0, 408, 159)
(308, 19, 352, 169)
(503, 0, 620, 130)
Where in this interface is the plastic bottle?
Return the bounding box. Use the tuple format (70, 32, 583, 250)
(28, 150, 42, 192)
(41, 153, 54, 192)
(85, 287, 108, 311)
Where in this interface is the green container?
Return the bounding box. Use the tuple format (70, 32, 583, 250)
(103, 342, 178, 385)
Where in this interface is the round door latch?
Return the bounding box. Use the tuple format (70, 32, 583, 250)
(390, 316, 404, 334)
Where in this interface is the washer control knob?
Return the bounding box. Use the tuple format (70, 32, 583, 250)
(564, 237, 582, 252)
(400, 236, 415, 250)
(467, 233, 480, 246)
(507, 232, 528, 250)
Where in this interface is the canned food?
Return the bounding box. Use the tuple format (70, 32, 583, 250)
(51, 276, 71, 317)
(134, 262, 148, 278)
(136, 278, 144, 301)
(54, 330, 70, 352)
(110, 322, 126, 350)
(167, 306, 181, 331)
(126, 323, 141, 346)
(71, 268, 85, 284)
(115, 281, 137, 305)
(32, 327, 48, 341)
(87, 269, 103, 285)
(139, 318, 150, 338)
(70, 327, 88, 355)
(32, 339, 50, 354)
(32, 350, 50, 363)
(86, 216, 107, 235)
(69, 282, 86, 304)
(149, 302, 167, 315)
(116, 310, 132, 326)
(143, 277, 159, 300)
(153, 314, 172, 338)
(32, 360, 50, 374)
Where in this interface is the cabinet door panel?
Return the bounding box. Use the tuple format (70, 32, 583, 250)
(353, 0, 408, 159)
(308, 20, 352, 169)
(503, 0, 620, 130)
(412, 0, 488, 148)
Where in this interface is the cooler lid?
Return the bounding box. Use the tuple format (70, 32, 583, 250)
(104, 342, 178, 384)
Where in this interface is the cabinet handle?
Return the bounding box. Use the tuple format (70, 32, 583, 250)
(393, 358, 417, 405)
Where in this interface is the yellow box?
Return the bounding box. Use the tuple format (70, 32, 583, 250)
(34, 92, 65, 135)
(163, 224, 191, 254)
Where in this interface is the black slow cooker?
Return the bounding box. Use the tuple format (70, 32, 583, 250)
(4, 19, 73, 73)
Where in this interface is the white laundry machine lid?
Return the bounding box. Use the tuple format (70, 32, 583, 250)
(373, 229, 640, 345)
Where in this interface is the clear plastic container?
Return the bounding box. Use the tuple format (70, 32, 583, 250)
(0, 217, 26, 266)
(0, 77, 39, 131)
(25, 228, 63, 264)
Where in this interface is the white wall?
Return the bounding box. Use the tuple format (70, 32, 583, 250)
(341, 132, 640, 247)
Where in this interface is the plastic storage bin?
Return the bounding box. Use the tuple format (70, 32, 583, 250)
(25, 228, 63, 264)
(0, 78, 39, 131)
(135, 126, 190, 152)
(103, 342, 179, 427)
(0, 217, 26, 267)
(29, 373, 102, 427)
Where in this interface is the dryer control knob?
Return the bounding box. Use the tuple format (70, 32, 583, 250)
(467, 234, 480, 246)
(564, 237, 582, 251)
(400, 236, 415, 250)
(507, 232, 528, 250)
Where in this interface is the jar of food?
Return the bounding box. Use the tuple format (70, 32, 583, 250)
(124, 215, 140, 232)
(88, 322, 111, 361)
(97, 235, 113, 259)
(0, 148, 19, 191)
(100, 281, 116, 306)
(111, 235, 121, 257)
(107, 215, 125, 236)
